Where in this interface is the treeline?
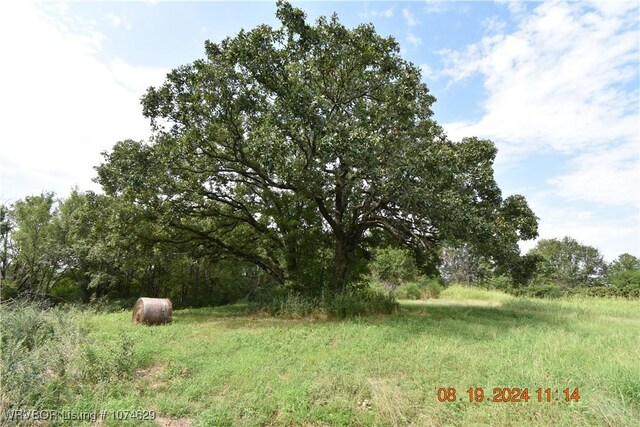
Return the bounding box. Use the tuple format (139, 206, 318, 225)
(370, 239, 640, 299)
(1, 191, 638, 306)
(0, 191, 261, 307)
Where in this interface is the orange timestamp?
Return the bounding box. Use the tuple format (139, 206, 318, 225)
(436, 387, 580, 403)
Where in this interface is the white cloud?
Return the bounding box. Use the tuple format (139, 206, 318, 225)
(406, 32, 422, 47)
(106, 13, 122, 27)
(402, 8, 417, 27)
(360, 7, 394, 19)
(481, 15, 506, 33)
(109, 58, 167, 95)
(425, 1, 469, 15)
(519, 192, 639, 261)
(506, 1, 526, 16)
(420, 64, 434, 80)
(438, 1, 639, 260)
(105, 12, 132, 30)
(440, 1, 639, 154)
(548, 142, 640, 208)
(0, 2, 167, 202)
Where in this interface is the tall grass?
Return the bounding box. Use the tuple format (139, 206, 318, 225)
(0, 301, 139, 423)
(252, 287, 398, 318)
(440, 284, 514, 302)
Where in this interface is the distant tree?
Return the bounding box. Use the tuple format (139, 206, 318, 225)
(606, 253, 640, 290)
(528, 237, 607, 287)
(10, 193, 60, 295)
(370, 247, 419, 291)
(439, 244, 488, 284)
(97, 1, 538, 293)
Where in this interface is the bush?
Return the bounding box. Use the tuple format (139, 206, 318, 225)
(509, 283, 639, 299)
(252, 285, 399, 318)
(394, 278, 442, 300)
(260, 292, 321, 317)
(369, 248, 419, 291)
(419, 277, 442, 299)
(395, 282, 422, 300)
(324, 288, 399, 318)
(440, 285, 513, 302)
(1, 301, 82, 410)
(481, 275, 513, 291)
(566, 286, 639, 299)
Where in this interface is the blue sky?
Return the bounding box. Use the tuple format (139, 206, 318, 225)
(1, 1, 638, 261)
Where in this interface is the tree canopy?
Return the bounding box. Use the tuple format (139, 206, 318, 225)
(528, 236, 607, 287)
(96, 1, 538, 293)
(606, 253, 640, 290)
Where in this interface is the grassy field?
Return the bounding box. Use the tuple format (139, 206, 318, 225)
(4, 286, 640, 426)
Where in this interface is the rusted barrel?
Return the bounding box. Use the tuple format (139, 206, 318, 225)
(132, 297, 173, 325)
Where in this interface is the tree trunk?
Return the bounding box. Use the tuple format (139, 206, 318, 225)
(333, 232, 351, 291)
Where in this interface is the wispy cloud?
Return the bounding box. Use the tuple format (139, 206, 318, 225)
(440, 1, 639, 259)
(402, 8, 417, 26)
(105, 12, 132, 30)
(425, 0, 469, 15)
(521, 192, 639, 261)
(548, 142, 639, 208)
(406, 32, 422, 47)
(359, 7, 394, 19)
(420, 64, 434, 80)
(481, 15, 506, 33)
(440, 1, 639, 154)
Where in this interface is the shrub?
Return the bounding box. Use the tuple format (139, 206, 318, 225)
(369, 248, 419, 291)
(395, 282, 422, 300)
(566, 286, 639, 299)
(481, 275, 513, 291)
(325, 288, 398, 318)
(261, 292, 320, 317)
(440, 285, 513, 302)
(509, 283, 639, 299)
(251, 285, 398, 318)
(417, 277, 442, 299)
(511, 283, 564, 299)
(1, 301, 82, 410)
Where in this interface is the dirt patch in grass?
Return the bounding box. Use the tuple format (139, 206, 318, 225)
(135, 363, 168, 392)
(154, 415, 193, 427)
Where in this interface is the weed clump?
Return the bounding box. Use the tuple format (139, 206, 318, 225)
(0, 300, 137, 415)
(395, 278, 442, 300)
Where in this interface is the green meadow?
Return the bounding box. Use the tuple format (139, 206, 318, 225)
(2, 287, 639, 426)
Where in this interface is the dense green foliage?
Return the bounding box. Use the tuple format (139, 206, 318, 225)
(0, 192, 258, 307)
(95, 1, 537, 296)
(368, 247, 419, 291)
(606, 253, 640, 292)
(1, 191, 636, 304)
(529, 236, 608, 287)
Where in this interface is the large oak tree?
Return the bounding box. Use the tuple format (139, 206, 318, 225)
(97, 1, 538, 292)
